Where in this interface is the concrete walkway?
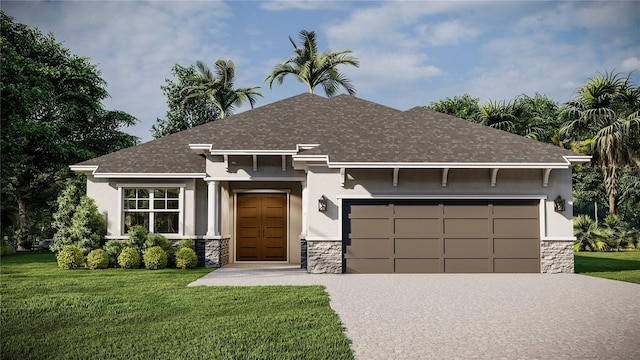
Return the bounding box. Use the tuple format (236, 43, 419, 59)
(190, 268, 640, 360)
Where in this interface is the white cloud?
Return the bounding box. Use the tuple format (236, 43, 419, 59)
(261, 0, 344, 11)
(620, 57, 640, 72)
(415, 21, 479, 46)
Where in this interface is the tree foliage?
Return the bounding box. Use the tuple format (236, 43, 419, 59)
(151, 64, 221, 139)
(426, 94, 481, 121)
(265, 30, 360, 97)
(0, 12, 139, 248)
(181, 58, 263, 119)
(559, 70, 640, 216)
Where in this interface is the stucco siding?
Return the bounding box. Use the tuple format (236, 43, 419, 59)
(85, 176, 200, 239)
(305, 167, 575, 241)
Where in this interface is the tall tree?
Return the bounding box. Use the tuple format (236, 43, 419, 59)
(264, 30, 360, 97)
(180, 58, 263, 119)
(559, 70, 640, 216)
(151, 64, 221, 139)
(0, 12, 138, 248)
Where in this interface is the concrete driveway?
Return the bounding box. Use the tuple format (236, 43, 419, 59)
(190, 267, 640, 360)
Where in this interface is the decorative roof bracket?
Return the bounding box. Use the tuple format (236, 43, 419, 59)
(393, 168, 399, 187)
(491, 168, 499, 187)
(543, 168, 552, 187)
(442, 168, 449, 187)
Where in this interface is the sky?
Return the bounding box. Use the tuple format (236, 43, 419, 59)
(3, 0, 639, 142)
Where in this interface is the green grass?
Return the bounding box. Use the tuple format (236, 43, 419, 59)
(574, 251, 640, 284)
(0, 252, 353, 360)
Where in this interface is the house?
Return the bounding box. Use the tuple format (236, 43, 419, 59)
(71, 93, 590, 273)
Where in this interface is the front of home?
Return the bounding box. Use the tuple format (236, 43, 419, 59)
(71, 93, 590, 273)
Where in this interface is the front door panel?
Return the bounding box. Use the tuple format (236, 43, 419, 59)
(237, 193, 287, 261)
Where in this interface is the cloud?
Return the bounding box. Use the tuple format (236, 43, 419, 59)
(4, 1, 232, 141)
(261, 0, 344, 11)
(415, 21, 479, 46)
(620, 57, 640, 72)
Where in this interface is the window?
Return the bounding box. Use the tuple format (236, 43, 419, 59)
(123, 187, 182, 234)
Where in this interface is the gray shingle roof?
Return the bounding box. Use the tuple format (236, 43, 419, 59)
(76, 93, 584, 175)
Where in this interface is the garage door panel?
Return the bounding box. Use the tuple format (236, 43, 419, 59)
(443, 205, 488, 217)
(395, 238, 439, 257)
(493, 205, 538, 218)
(347, 258, 393, 273)
(444, 238, 490, 257)
(345, 201, 540, 274)
(493, 218, 538, 237)
(494, 238, 539, 257)
(345, 239, 390, 258)
(394, 205, 440, 218)
(395, 258, 440, 273)
(350, 219, 389, 238)
(445, 258, 490, 273)
(394, 218, 439, 237)
(494, 259, 539, 273)
(350, 205, 391, 218)
(444, 219, 488, 237)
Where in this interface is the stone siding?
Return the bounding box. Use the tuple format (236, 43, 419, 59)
(307, 240, 342, 274)
(196, 238, 230, 268)
(540, 240, 574, 273)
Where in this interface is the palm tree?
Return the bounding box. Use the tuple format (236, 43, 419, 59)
(559, 71, 640, 216)
(573, 214, 605, 251)
(181, 58, 263, 119)
(264, 30, 360, 97)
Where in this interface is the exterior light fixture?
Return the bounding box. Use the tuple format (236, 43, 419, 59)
(554, 195, 566, 212)
(318, 196, 328, 212)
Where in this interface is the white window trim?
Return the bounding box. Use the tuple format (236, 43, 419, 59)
(116, 184, 186, 236)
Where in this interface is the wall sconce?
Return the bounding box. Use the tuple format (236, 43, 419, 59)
(554, 195, 566, 212)
(318, 195, 328, 212)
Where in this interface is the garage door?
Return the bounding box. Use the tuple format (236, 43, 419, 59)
(343, 200, 540, 273)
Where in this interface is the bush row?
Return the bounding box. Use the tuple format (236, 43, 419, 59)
(57, 227, 198, 270)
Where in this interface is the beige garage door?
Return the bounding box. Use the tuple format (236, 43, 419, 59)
(344, 201, 540, 273)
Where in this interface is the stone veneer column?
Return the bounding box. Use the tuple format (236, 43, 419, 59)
(540, 239, 574, 273)
(306, 240, 342, 273)
(196, 237, 230, 268)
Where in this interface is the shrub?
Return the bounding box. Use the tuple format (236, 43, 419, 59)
(57, 245, 84, 270)
(177, 239, 195, 250)
(51, 179, 82, 253)
(175, 247, 198, 269)
(87, 249, 109, 270)
(143, 233, 175, 266)
(143, 246, 167, 270)
(104, 240, 124, 267)
(1, 245, 14, 256)
(127, 225, 148, 252)
(118, 247, 140, 269)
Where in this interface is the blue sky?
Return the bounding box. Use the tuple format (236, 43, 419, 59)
(3, 0, 639, 142)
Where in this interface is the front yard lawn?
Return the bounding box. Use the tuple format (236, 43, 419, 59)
(574, 251, 640, 284)
(0, 252, 353, 360)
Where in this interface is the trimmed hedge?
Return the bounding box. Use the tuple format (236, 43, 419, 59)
(143, 246, 167, 270)
(118, 247, 140, 269)
(87, 249, 109, 270)
(57, 245, 84, 270)
(175, 247, 198, 269)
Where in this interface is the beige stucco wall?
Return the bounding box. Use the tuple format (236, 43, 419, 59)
(305, 167, 574, 241)
(85, 176, 201, 239)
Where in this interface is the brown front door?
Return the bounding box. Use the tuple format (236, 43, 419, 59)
(236, 193, 287, 261)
